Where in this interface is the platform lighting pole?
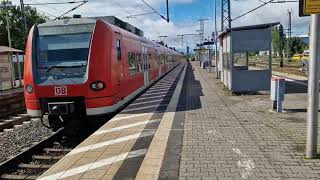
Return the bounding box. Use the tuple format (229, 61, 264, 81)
(287, 9, 292, 61)
(306, 14, 320, 159)
(214, 0, 219, 78)
(198, 18, 209, 71)
(20, 0, 28, 39)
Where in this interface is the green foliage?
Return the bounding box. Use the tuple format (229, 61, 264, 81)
(0, 0, 47, 50)
(272, 25, 285, 57)
(287, 37, 307, 56)
(272, 26, 280, 56)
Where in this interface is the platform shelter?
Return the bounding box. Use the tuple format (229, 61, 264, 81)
(218, 22, 279, 92)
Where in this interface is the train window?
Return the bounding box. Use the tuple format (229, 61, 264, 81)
(136, 53, 142, 72)
(148, 54, 152, 69)
(116, 40, 122, 60)
(128, 52, 136, 76)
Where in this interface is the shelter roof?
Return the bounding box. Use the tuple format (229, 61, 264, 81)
(218, 22, 280, 38)
(0, 46, 23, 53)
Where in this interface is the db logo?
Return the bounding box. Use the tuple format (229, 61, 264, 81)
(54, 86, 67, 96)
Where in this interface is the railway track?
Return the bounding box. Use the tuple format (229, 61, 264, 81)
(0, 64, 181, 179)
(0, 114, 30, 132)
(0, 119, 104, 180)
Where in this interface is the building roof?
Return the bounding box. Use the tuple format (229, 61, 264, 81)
(218, 22, 280, 38)
(0, 46, 23, 53)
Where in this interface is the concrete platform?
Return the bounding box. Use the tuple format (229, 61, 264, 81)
(39, 61, 320, 180)
(39, 63, 186, 180)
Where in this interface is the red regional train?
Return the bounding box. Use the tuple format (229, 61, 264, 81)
(24, 17, 183, 129)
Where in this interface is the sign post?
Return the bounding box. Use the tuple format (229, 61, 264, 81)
(300, 0, 320, 158)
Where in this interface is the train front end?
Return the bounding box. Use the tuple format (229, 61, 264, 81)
(24, 19, 105, 129)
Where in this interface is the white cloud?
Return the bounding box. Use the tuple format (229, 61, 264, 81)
(230, 0, 309, 35)
(10, 0, 311, 52)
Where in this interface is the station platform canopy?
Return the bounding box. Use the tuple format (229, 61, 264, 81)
(218, 22, 280, 92)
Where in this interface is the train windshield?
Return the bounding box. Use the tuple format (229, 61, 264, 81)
(36, 23, 95, 68)
(35, 22, 95, 85)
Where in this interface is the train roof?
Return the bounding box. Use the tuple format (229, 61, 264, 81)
(38, 18, 96, 27)
(37, 17, 182, 55)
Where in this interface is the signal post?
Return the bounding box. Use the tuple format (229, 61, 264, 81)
(300, 0, 320, 158)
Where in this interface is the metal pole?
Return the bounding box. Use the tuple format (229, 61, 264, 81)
(20, 0, 28, 39)
(227, 0, 231, 28)
(166, 0, 169, 22)
(16, 53, 22, 87)
(306, 14, 320, 159)
(287, 9, 291, 62)
(5, 8, 12, 48)
(214, 0, 219, 78)
(5, 6, 15, 87)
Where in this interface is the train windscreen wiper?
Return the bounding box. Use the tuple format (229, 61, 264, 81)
(44, 64, 85, 72)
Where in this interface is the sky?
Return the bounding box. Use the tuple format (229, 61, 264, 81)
(11, 0, 311, 52)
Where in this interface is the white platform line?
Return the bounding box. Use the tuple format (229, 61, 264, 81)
(137, 94, 166, 101)
(146, 88, 171, 93)
(122, 104, 168, 113)
(109, 113, 151, 122)
(136, 62, 187, 179)
(130, 98, 170, 106)
(68, 131, 155, 156)
(93, 119, 161, 136)
(141, 91, 169, 96)
(150, 85, 172, 89)
(38, 149, 147, 180)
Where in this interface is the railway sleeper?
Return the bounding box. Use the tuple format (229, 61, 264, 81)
(43, 148, 72, 153)
(1, 174, 39, 180)
(0, 116, 30, 132)
(18, 163, 51, 170)
(32, 155, 63, 161)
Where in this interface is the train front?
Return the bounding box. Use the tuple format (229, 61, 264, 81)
(24, 19, 100, 129)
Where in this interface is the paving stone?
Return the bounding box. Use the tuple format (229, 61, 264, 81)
(177, 62, 320, 179)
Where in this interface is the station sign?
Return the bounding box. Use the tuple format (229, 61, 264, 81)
(299, 0, 320, 16)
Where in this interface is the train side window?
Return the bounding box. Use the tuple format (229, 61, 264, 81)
(136, 53, 142, 72)
(128, 52, 136, 76)
(116, 39, 122, 60)
(148, 53, 152, 69)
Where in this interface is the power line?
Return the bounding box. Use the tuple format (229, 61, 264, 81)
(232, 0, 275, 22)
(24, 0, 88, 5)
(36, 7, 58, 18)
(27, 0, 64, 13)
(141, 0, 169, 22)
(126, 12, 157, 19)
(232, 0, 298, 22)
(53, 1, 87, 20)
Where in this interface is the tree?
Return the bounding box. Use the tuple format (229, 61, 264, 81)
(0, 0, 47, 50)
(288, 37, 307, 56)
(272, 26, 280, 57)
(279, 24, 285, 67)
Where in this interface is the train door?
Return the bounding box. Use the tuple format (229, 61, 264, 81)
(156, 49, 161, 77)
(142, 46, 149, 86)
(115, 33, 125, 99)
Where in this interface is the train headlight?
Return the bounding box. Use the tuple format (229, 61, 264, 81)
(90, 81, 105, 91)
(26, 84, 33, 94)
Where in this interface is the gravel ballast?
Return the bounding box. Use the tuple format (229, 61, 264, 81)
(0, 118, 53, 163)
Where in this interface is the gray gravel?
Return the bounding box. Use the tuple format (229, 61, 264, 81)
(0, 118, 53, 163)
